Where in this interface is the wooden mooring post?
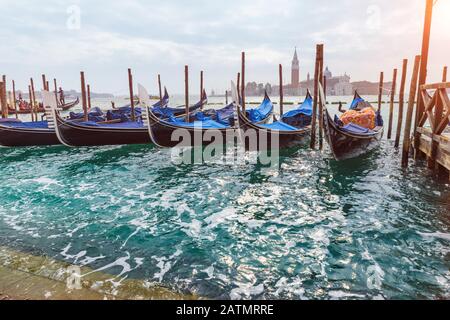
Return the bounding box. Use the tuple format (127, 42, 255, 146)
(127, 68, 136, 122)
(12, 80, 18, 119)
(87, 84, 92, 110)
(53, 79, 58, 106)
(310, 44, 323, 149)
(401, 55, 421, 168)
(387, 69, 397, 139)
(443, 66, 447, 82)
(0, 81, 6, 119)
(395, 59, 408, 148)
(241, 52, 246, 111)
(279, 64, 283, 116)
(28, 85, 33, 121)
(200, 70, 204, 110)
(185, 65, 189, 122)
(225, 90, 228, 105)
(318, 47, 324, 150)
(80, 72, 88, 121)
(157, 74, 162, 106)
(30, 78, 37, 121)
(377, 72, 384, 113)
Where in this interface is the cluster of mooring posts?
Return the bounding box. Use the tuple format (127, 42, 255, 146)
(0, 73, 76, 120)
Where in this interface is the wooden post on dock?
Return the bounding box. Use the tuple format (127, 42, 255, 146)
(377, 72, 384, 113)
(80, 71, 88, 121)
(127, 68, 136, 122)
(236, 73, 241, 104)
(310, 44, 323, 149)
(415, 0, 433, 133)
(395, 59, 408, 148)
(185, 65, 189, 122)
(200, 70, 204, 110)
(387, 69, 397, 139)
(225, 90, 228, 105)
(279, 64, 283, 116)
(443, 66, 448, 82)
(30, 78, 37, 121)
(402, 55, 421, 168)
(87, 84, 92, 110)
(12, 80, 18, 119)
(241, 52, 245, 112)
(157, 74, 162, 105)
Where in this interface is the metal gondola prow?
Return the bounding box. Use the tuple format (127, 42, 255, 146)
(138, 83, 164, 148)
(42, 90, 71, 147)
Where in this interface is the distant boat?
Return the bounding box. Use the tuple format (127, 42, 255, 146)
(322, 91, 384, 160)
(8, 97, 79, 115)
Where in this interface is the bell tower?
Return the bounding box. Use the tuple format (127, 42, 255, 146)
(291, 48, 300, 87)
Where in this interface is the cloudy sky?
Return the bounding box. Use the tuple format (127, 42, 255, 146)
(0, 0, 448, 94)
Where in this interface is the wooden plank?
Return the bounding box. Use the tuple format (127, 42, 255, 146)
(395, 59, 408, 148)
(419, 135, 450, 170)
(387, 68, 397, 139)
(421, 82, 450, 90)
(443, 66, 448, 82)
(436, 89, 450, 134)
(402, 55, 421, 167)
(419, 89, 437, 129)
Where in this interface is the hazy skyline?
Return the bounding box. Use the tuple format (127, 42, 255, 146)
(0, 0, 449, 95)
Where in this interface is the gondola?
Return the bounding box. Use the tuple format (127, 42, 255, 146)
(140, 84, 273, 148)
(48, 90, 207, 147)
(236, 91, 312, 149)
(8, 97, 79, 115)
(0, 118, 60, 147)
(322, 90, 384, 161)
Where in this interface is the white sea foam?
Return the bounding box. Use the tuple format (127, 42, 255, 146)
(328, 290, 365, 299)
(230, 283, 264, 300)
(418, 231, 450, 241)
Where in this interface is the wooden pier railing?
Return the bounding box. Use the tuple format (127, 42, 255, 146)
(413, 81, 450, 179)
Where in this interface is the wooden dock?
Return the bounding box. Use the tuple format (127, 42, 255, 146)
(413, 82, 450, 180)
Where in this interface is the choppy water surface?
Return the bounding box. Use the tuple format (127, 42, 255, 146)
(0, 98, 449, 300)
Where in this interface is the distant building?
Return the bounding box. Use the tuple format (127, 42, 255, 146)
(244, 49, 359, 96)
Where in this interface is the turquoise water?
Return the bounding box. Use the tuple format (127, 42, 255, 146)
(0, 98, 449, 300)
